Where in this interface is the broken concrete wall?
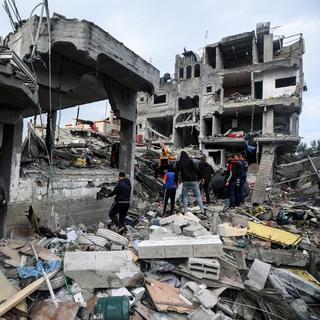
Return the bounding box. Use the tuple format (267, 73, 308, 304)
(137, 81, 176, 141)
(1, 13, 160, 235)
(6, 169, 117, 233)
(254, 67, 299, 99)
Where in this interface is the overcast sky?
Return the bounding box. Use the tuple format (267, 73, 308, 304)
(0, 0, 319, 143)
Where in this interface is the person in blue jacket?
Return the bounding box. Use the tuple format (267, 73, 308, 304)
(162, 165, 177, 216)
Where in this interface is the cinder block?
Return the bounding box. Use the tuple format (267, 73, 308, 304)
(188, 257, 220, 280)
(138, 236, 223, 259)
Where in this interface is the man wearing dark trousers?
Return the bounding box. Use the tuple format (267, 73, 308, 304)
(107, 171, 132, 229)
(162, 165, 177, 216)
(239, 153, 248, 204)
(199, 155, 214, 204)
(225, 154, 243, 208)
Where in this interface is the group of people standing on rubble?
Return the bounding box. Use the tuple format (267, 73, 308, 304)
(101, 149, 248, 231)
(161, 150, 249, 216)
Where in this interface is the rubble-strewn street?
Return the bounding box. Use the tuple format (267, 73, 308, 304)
(0, 0, 320, 319)
(1, 178, 320, 319)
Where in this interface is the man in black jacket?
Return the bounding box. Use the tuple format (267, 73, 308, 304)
(176, 151, 205, 213)
(225, 154, 243, 208)
(199, 155, 214, 204)
(107, 171, 132, 228)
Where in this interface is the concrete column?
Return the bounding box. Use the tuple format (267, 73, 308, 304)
(119, 118, 136, 176)
(262, 108, 274, 135)
(103, 79, 137, 179)
(9, 119, 23, 199)
(251, 72, 254, 99)
(263, 34, 273, 63)
(0, 116, 23, 237)
(252, 38, 259, 64)
(45, 110, 57, 160)
(289, 112, 299, 136)
(212, 115, 221, 135)
(216, 47, 224, 70)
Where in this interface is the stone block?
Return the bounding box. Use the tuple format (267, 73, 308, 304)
(131, 287, 145, 301)
(194, 288, 218, 308)
(184, 211, 201, 223)
(173, 214, 191, 227)
(64, 251, 142, 289)
(138, 236, 223, 259)
(183, 225, 209, 237)
(160, 214, 178, 226)
(172, 224, 182, 235)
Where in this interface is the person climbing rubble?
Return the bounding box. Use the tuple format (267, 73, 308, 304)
(162, 165, 178, 216)
(156, 145, 175, 178)
(106, 171, 132, 230)
(176, 151, 205, 214)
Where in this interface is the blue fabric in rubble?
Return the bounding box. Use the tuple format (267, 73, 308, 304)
(18, 260, 61, 279)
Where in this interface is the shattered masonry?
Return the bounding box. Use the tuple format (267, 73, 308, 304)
(137, 22, 305, 204)
(0, 13, 160, 237)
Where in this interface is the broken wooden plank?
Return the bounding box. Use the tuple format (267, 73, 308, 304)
(0, 269, 26, 314)
(0, 269, 59, 316)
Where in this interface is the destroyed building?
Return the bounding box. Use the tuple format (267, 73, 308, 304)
(137, 22, 305, 204)
(0, 13, 159, 236)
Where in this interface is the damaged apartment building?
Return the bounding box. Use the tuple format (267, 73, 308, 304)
(137, 22, 305, 203)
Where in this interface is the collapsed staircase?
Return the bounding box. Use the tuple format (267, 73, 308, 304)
(251, 145, 276, 204)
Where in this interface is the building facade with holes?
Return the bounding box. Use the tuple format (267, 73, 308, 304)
(137, 22, 305, 203)
(137, 22, 304, 183)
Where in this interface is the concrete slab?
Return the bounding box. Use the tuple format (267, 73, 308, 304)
(138, 236, 223, 259)
(64, 251, 142, 289)
(246, 247, 309, 267)
(244, 259, 271, 290)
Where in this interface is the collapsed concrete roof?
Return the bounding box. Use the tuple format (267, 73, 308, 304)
(0, 48, 38, 112)
(6, 13, 160, 116)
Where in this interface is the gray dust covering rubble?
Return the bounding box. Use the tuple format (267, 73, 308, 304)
(0, 2, 320, 320)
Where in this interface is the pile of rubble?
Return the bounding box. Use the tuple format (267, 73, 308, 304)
(21, 123, 117, 172)
(1, 189, 320, 320)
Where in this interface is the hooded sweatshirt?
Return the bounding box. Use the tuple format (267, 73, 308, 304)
(108, 178, 131, 203)
(199, 161, 214, 182)
(176, 151, 200, 182)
